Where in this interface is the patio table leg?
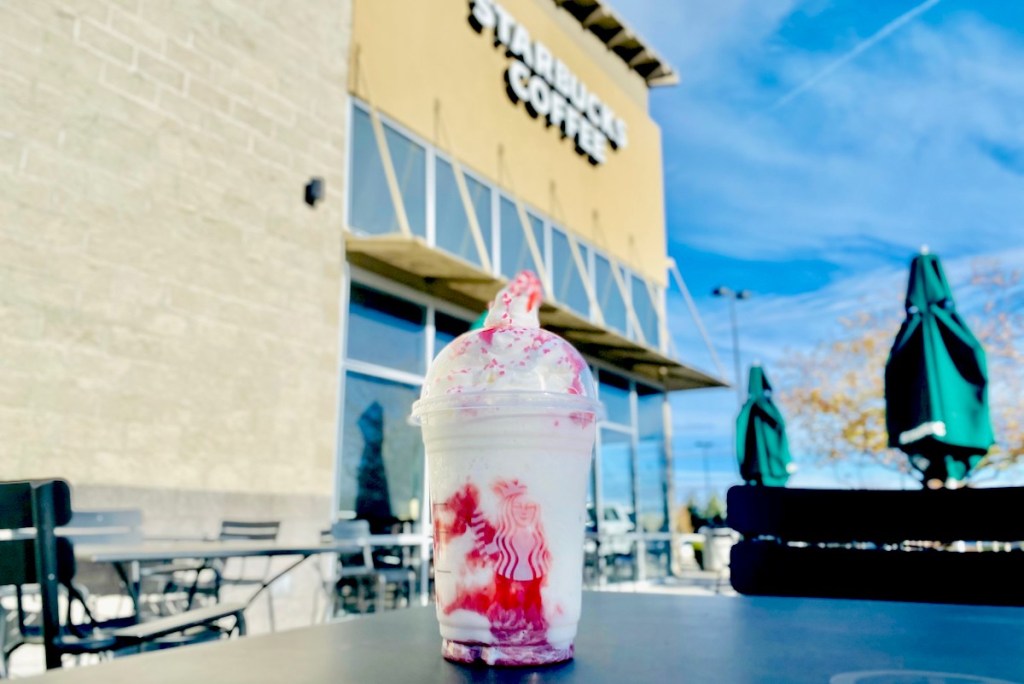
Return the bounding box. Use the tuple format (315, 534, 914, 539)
(113, 561, 141, 616)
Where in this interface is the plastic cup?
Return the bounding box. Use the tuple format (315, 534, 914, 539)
(412, 270, 602, 665)
(415, 393, 598, 666)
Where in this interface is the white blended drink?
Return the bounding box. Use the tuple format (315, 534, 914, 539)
(411, 271, 601, 667)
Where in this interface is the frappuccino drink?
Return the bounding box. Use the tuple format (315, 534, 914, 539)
(411, 271, 601, 666)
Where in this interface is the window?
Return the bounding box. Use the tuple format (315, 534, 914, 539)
(384, 126, 426, 238)
(635, 385, 668, 534)
(499, 197, 544, 279)
(343, 100, 682, 562)
(551, 227, 589, 317)
(348, 107, 426, 238)
(631, 274, 660, 349)
(346, 100, 672, 355)
(599, 371, 632, 427)
(599, 428, 634, 514)
(347, 284, 425, 375)
(435, 158, 492, 268)
(348, 108, 390, 236)
(339, 278, 476, 525)
(338, 372, 423, 523)
(594, 253, 627, 334)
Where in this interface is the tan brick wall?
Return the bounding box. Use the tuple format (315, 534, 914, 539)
(0, 1, 351, 503)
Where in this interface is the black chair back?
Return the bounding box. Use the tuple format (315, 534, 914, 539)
(0, 480, 72, 530)
(328, 520, 374, 568)
(0, 538, 76, 586)
(0, 479, 74, 669)
(727, 485, 1024, 606)
(3, 483, 248, 667)
(57, 509, 145, 600)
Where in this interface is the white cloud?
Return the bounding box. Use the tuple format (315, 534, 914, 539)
(633, 6, 1024, 263)
(617, 1, 1024, 490)
(621, 0, 802, 85)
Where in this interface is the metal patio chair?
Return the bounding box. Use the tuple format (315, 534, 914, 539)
(326, 520, 416, 615)
(0, 479, 247, 672)
(157, 520, 281, 630)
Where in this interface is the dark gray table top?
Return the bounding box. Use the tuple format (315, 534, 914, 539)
(31, 592, 1024, 683)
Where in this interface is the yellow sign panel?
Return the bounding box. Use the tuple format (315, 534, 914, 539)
(350, 0, 668, 284)
(469, 0, 627, 165)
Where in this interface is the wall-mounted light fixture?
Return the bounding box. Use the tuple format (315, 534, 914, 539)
(305, 177, 324, 207)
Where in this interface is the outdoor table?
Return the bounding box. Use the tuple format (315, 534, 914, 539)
(27, 592, 1024, 683)
(75, 534, 433, 612)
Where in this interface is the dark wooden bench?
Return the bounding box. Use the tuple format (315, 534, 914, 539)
(727, 485, 1024, 606)
(112, 602, 246, 644)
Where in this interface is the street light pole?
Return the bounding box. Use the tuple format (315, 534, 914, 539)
(713, 286, 752, 407)
(727, 297, 741, 407)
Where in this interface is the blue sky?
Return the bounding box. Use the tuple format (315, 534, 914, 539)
(616, 0, 1024, 499)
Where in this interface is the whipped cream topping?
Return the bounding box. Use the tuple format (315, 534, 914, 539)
(483, 271, 543, 329)
(420, 271, 596, 401)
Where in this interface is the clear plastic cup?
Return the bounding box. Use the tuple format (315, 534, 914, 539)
(411, 272, 602, 666)
(415, 393, 599, 666)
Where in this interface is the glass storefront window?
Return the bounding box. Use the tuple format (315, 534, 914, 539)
(338, 371, 424, 525)
(599, 371, 632, 427)
(499, 197, 544, 279)
(644, 540, 672, 580)
(599, 428, 634, 524)
(346, 101, 669, 364)
(435, 158, 493, 268)
(342, 100, 681, 569)
(384, 126, 426, 238)
(348, 108, 390, 236)
(348, 107, 426, 238)
(347, 284, 425, 375)
(631, 273, 660, 350)
(595, 253, 627, 335)
(635, 385, 668, 534)
(551, 227, 589, 317)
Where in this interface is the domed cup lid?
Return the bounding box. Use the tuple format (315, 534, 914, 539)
(411, 271, 602, 421)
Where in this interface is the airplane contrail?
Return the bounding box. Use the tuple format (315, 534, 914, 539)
(768, 0, 942, 112)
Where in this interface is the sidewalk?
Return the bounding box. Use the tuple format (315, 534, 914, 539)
(591, 568, 737, 597)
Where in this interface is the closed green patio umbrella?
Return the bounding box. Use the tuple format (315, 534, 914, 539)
(884, 250, 994, 488)
(736, 364, 794, 487)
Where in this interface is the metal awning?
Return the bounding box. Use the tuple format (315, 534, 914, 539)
(345, 233, 727, 391)
(552, 0, 679, 88)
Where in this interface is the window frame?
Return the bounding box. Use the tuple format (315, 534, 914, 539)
(432, 149, 497, 273)
(588, 366, 673, 583)
(335, 267, 477, 525)
(496, 192, 547, 281)
(345, 97, 669, 349)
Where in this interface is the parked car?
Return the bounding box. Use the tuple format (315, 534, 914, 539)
(586, 503, 636, 556)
